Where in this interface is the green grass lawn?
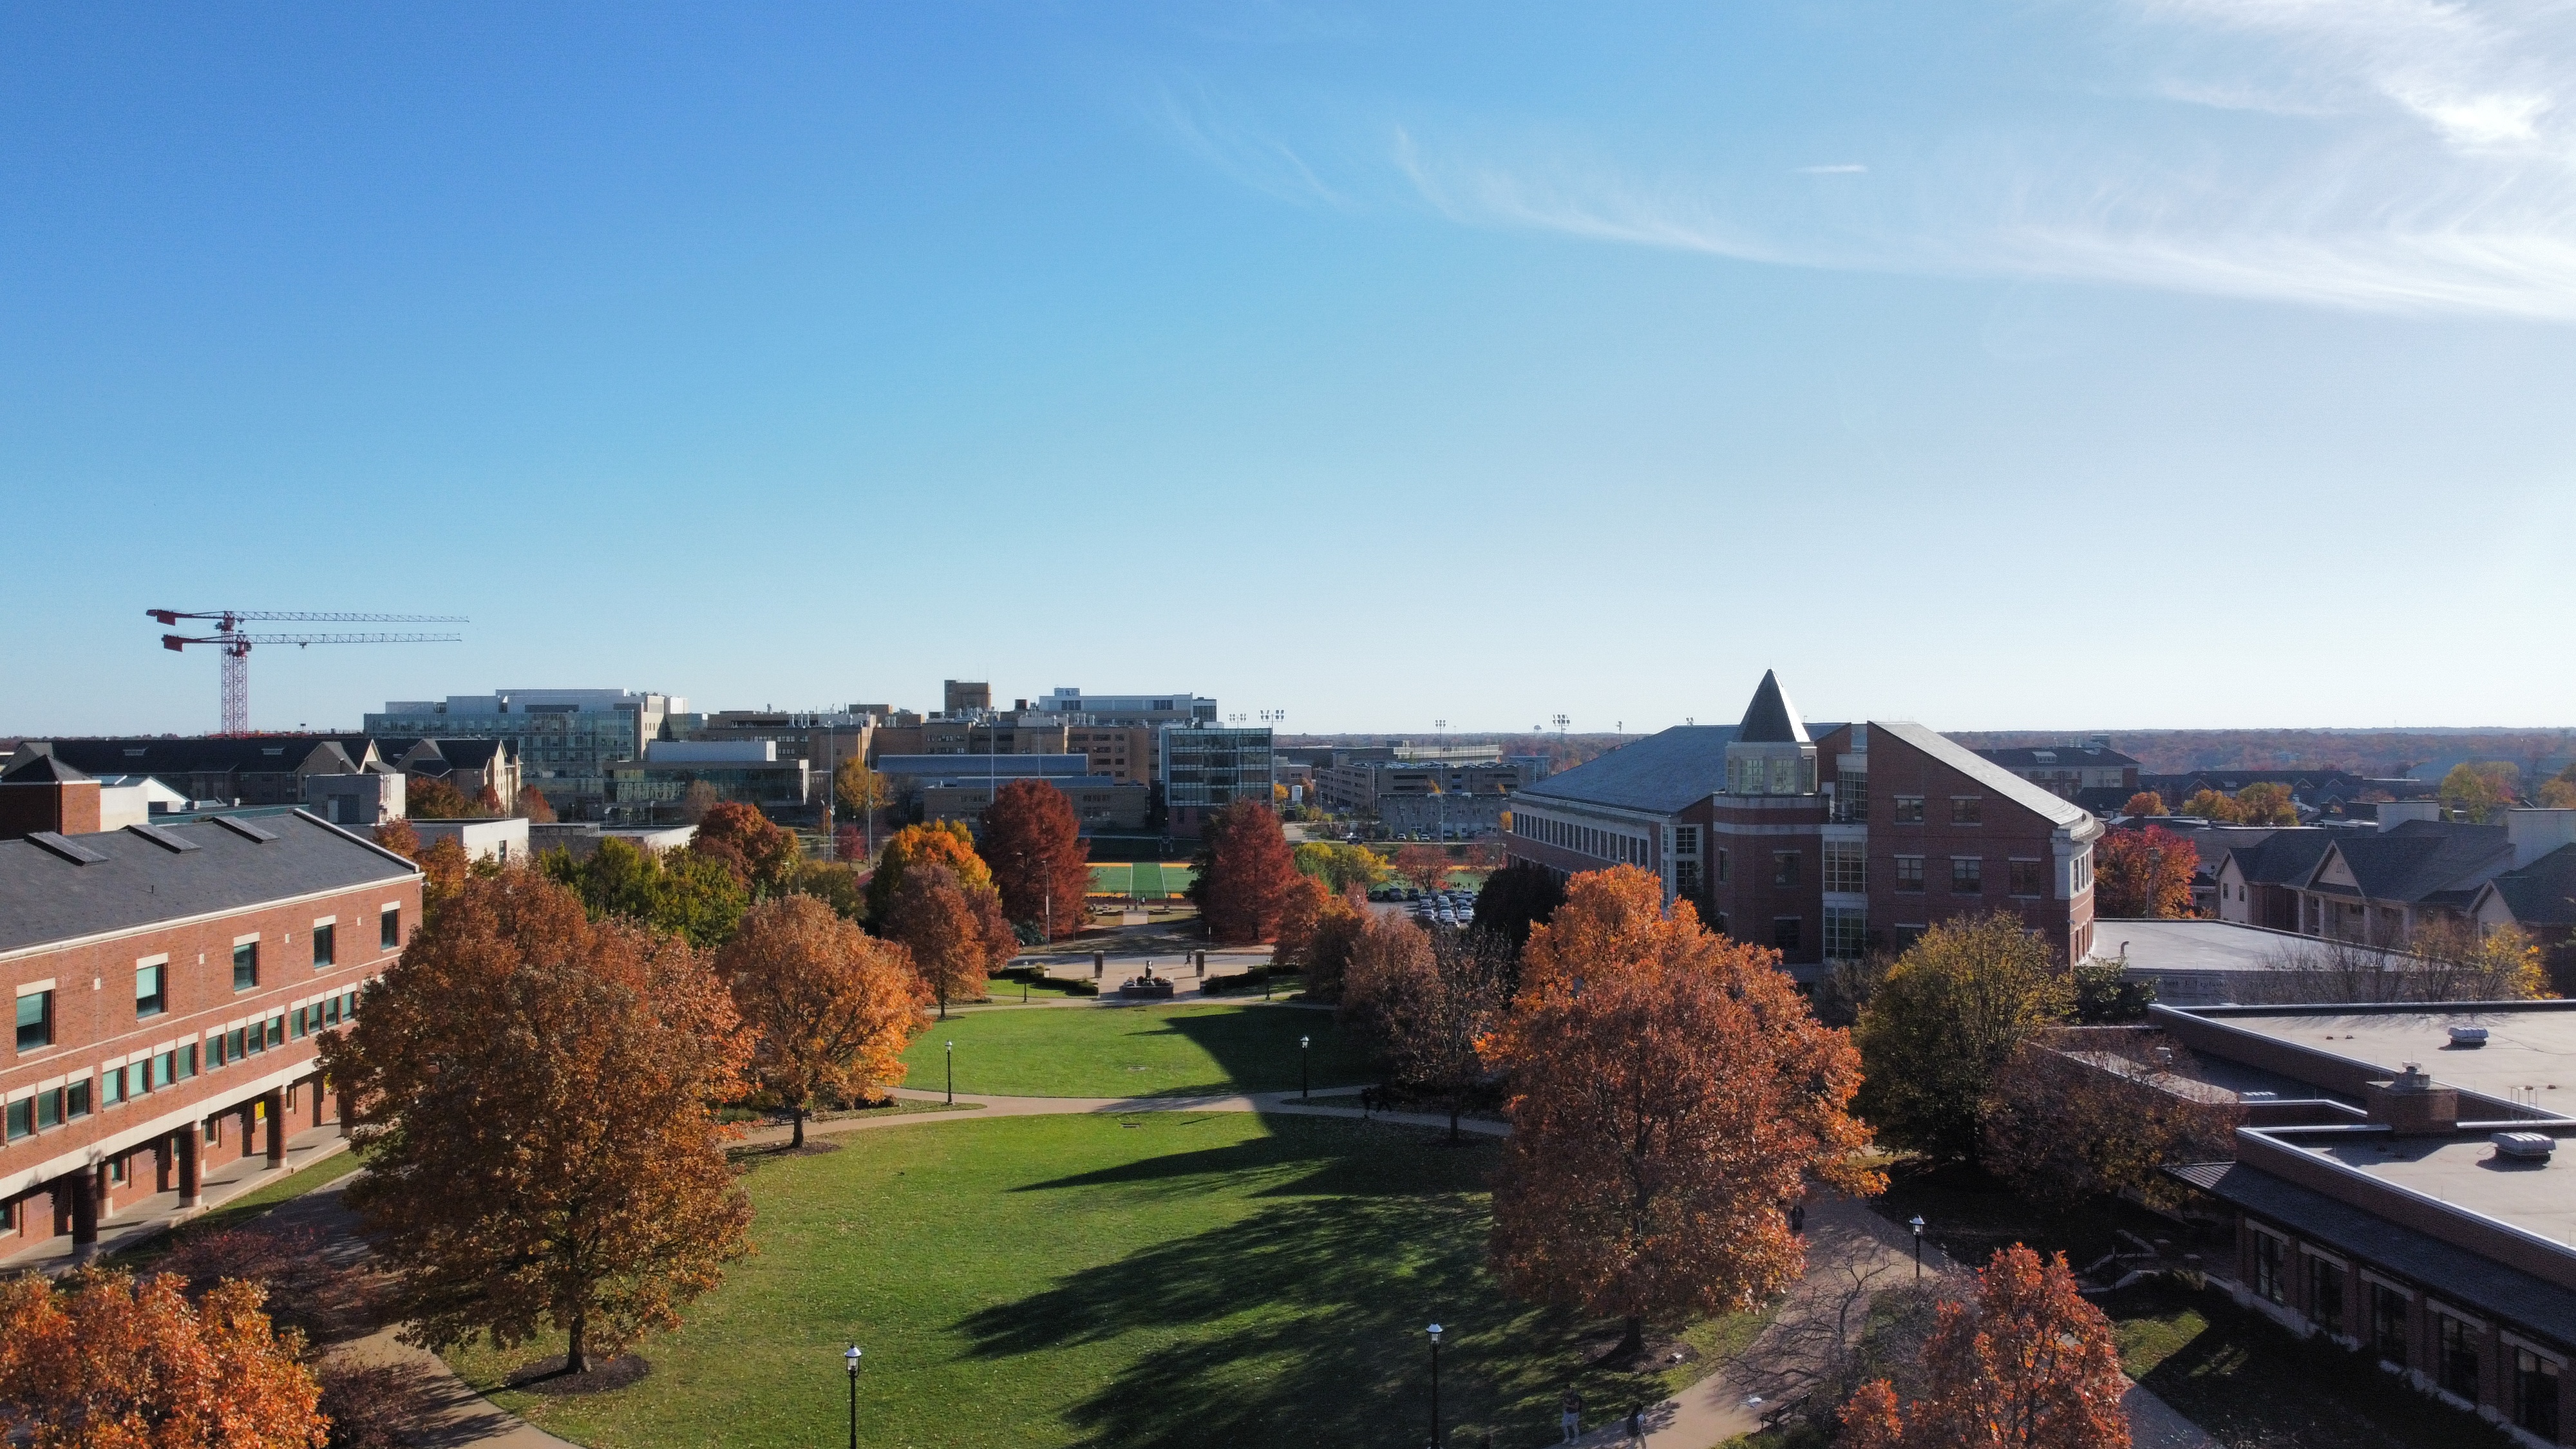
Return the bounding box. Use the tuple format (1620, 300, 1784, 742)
(896, 1002, 1372, 1098)
(447, 1112, 1747, 1449)
(2107, 1278, 2514, 1449)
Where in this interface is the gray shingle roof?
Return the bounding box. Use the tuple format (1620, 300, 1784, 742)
(1516, 726, 1739, 815)
(1873, 721, 2096, 831)
(2222, 829, 2336, 887)
(2482, 843, 2576, 929)
(2314, 821, 2511, 904)
(1, 751, 91, 784)
(0, 811, 417, 957)
(2170, 1160, 2576, 1350)
(1976, 744, 2143, 768)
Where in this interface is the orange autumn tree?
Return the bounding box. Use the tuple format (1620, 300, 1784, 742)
(719, 895, 928, 1148)
(2119, 791, 2166, 818)
(690, 801, 804, 897)
(882, 863, 992, 1018)
(1190, 799, 1299, 943)
(1486, 865, 1879, 1357)
(320, 870, 753, 1375)
(2094, 826, 2198, 918)
(0, 1268, 327, 1449)
(1841, 1245, 2131, 1449)
(866, 821, 994, 923)
(1392, 842, 1450, 894)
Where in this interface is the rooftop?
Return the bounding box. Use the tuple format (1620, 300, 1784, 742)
(1871, 720, 2097, 832)
(2303, 1130, 2576, 1249)
(1976, 744, 2141, 768)
(2171, 1001, 2576, 1116)
(1515, 725, 1739, 815)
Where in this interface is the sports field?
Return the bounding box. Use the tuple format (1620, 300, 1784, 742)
(1085, 862, 1196, 898)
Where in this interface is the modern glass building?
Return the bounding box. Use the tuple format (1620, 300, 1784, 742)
(363, 689, 683, 819)
(1159, 724, 1274, 831)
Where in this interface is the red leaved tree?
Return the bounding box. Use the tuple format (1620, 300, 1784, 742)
(980, 779, 1092, 941)
(1841, 1244, 2131, 1449)
(0, 1269, 327, 1448)
(320, 870, 753, 1375)
(865, 822, 994, 923)
(719, 895, 929, 1147)
(882, 863, 992, 1018)
(691, 802, 804, 896)
(517, 788, 558, 824)
(1192, 799, 1298, 944)
(2094, 826, 2198, 918)
(1487, 865, 1879, 1357)
(1392, 843, 1450, 893)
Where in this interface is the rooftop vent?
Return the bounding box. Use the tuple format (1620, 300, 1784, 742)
(211, 816, 279, 843)
(2448, 1026, 2491, 1048)
(2493, 1132, 2555, 1163)
(25, 831, 107, 864)
(123, 823, 198, 853)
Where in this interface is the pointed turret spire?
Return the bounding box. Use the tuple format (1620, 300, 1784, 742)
(1734, 670, 1810, 744)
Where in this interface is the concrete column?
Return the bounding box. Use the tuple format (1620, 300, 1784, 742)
(263, 1090, 286, 1165)
(68, 1172, 99, 1253)
(177, 1125, 202, 1208)
(308, 1075, 325, 1128)
(51, 1182, 72, 1238)
(93, 1159, 114, 1219)
(239, 1104, 257, 1160)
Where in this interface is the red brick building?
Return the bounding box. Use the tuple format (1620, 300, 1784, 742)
(0, 805, 418, 1256)
(1508, 672, 2105, 973)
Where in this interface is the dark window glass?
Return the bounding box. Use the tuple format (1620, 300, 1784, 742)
(1772, 916, 1801, 951)
(326, 996, 341, 1026)
(5, 1098, 30, 1141)
(65, 1081, 90, 1118)
(1895, 856, 1926, 893)
(2438, 1314, 2479, 1399)
(1893, 795, 1924, 824)
(15, 990, 53, 1052)
(2517, 1349, 2561, 1438)
(1952, 857, 1984, 894)
(1774, 852, 1800, 887)
(2008, 860, 2047, 897)
(233, 942, 259, 991)
(2255, 1234, 2284, 1304)
(228, 1028, 247, 1059)
(179, 1044, 198, 1079)
(2309, 1258, 2344, 1338)
(136, 963, 167, 1017)
(312, 923, 335, 969)
(1951, 796, 1983, 824)
(124, 1062, 146, 1099)
(267, 1016, 284, 1048)
(153, 1052, 173, 1089)
(35, 1088, 60, 1130)
(381, 908, 401, 950)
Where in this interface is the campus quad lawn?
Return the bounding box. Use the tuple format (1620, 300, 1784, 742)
(447, 1112, 1750, 1449)
(895, 1001, 1374, 1097)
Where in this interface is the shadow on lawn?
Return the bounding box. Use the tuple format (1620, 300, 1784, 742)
(963, 1118, 1668, 1449)
(1154, 1007, 1373, 1097)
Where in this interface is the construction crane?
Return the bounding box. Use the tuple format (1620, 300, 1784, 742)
(147, 609, 468, 736)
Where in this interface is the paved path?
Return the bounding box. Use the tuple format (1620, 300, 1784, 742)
(0, 1119, 355, 1274)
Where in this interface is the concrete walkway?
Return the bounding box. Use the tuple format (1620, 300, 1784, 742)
(0, 1119, 355, 1274)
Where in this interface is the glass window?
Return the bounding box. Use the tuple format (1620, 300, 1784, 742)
(2437, 1313, 2479, 1400)
(65, 1080, 90, 1119)
(1835, 769, 1868, 823)
(124, 1062, 147, 1099)
(1774, 852, 1800, 888)
(1824, 842, 1866, 893)
(312, 923, 335, 969)
(290, 1007, 307, 1039)
(228, 1027, 248, 1060)
(381, 907, 401, 950)
(1893, 795, 1924, 824)
(2516, 1348, 2561, 1439)
(1824, 906, 1868, 962)
(1951, 857, 1984, 894)
(1895, 855, 1926, 893)
(1951, 796, 1982, 825)
(2007, 859, 2045, 896)
(2309, 1258, 2344, 1338)
(15, 990, 53, 1052)
(5, 1097, 30, 1141)
(35, 1088, 60, 1130)
(178, 1044, 198, 1080)
(2254, 1233, 2285, 1304)
(233, 941, 259, 991)
(267, 1016, 285, 1048)
(153, 1052, 173, 1089)
(1772, 916, 1801, 951)
(136, 963, 166, 1017)
(102, 1068, 124, 1106)
(325, 996, 341, 1027)
(1714, 848, 1728, 884)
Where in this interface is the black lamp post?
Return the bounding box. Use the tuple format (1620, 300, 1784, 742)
(945, 1041, 954, 1105)
(1300, 1036, 1311, 1101)
(1426, 1321, 1444, 1446)
(844, 1344, 861, 1449)
(1908, 1215, 1926, 1281)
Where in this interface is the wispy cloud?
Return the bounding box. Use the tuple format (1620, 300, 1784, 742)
(1149, 79, 1353, 210)
(1797, 164, 1868, 175)
(1378, 1, 2576, 319)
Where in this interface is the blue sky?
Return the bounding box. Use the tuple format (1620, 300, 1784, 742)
(4, 2, 2570, 736)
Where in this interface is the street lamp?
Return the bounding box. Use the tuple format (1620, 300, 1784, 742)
(1426, 1322, 1444, 1447)
(1908, 1215, 1926, 1281)
(945, 1041, 954, 1105)
(844, 1345, 861, 1449)
(1300, 1036, 1311, 1101)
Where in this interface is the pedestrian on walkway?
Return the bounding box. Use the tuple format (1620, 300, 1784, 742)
(1627, 1403, 1644, 1442)
(1560, 1387, 1583, 1443)
(1789, 1201, 1806, 1235)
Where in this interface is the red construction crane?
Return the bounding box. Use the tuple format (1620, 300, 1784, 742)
(147, 609, 469, 737)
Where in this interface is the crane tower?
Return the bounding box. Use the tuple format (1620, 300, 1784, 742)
(147, 609, 468, 736)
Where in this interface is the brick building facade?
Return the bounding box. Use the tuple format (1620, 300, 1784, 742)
(0, 809, 419, 1257)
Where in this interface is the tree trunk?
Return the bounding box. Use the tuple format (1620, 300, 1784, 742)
(791, 1103, 806, 1150)
(1616, 1314, 1644, 1359)
(568, 1309, 589, 1374)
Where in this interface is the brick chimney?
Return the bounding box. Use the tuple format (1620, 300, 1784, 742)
(2365, 1063, 2459, 1135)
(0, 748, 104, 840)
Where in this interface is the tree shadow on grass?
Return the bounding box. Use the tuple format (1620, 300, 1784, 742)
(963, 1117, 1672, 1449)
(1013, 1113, 1489, 1202)
(1153, 1007, 1376, 1097)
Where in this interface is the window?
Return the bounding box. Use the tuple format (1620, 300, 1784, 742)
(35, 1088, 60, 1131)
(267, 1016, 285, 1048)
(2436, 1312, 2479, 1400)
(153, 1051, 173, 1089)
(227, 1027, 248, 1061)
(65, 1079, 90, 1119)
(136, 962, 167, 1018)
(1951, 795, 1982, 824)
(1774, 851, 1801, 888)
(381, 907, 401, 950)
(1674, 826, 1700, 856)
(325, 996, 342, 1027)
(2515, 1347, 2561, 1439)
(1894, 855, 1926, 893)
(1674, 860, 1703, 898)
(1835, 768, 1868, 823)
(2253, 1233, 2285, 1305)
(312, 923, 335, 969)
(15, 990, 53, 1052)
(1892, 923, 1926, 951)
(178, 1044, 198, 1080)
(2007, 859, 2046, 898)
(233, 941, 260, 991)
(1773, 916, 1802, 951)
(124, 1062, 147, 1099)
(4, 1097, 29, 1141)
(1951, 857, 1984, 895)
(1714, 848, 1729, 884)
(291, 1007, 307, 1039)
(1824, 841, 1866, 893)
(2308, 1258, 2344, 1338)
(102, 1068, 123, 1106)
(1824, 906, 1868, 962)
